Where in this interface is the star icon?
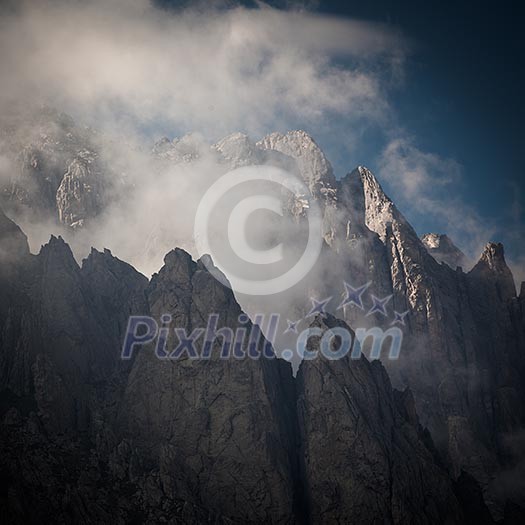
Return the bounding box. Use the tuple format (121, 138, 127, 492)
(338, 281, 371, 310)
(366, 294, 393, 316)
(391, 310, 409, 326)
(306, 297, 332, 318)
(284, 319, 300, 334)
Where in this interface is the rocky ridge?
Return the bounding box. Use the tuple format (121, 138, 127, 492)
(0, 210, 485, 523)
(1, 111, 524, 520)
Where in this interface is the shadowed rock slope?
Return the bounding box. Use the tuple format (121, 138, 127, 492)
(0, 211, 494, 524)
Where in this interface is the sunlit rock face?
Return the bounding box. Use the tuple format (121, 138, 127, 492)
(229, 136, 525, 517)
(257, 130, 337, 192)
(330, 166, 525, 517)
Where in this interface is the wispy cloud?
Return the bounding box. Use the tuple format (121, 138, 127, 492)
(2, 0, 521, 286)
(377, 136, 524, 287)
(0, 0, 405, 139)
(377, 135, 498, 265)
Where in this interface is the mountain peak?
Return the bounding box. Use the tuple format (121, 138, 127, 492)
(82, 246, 145, 281)
(212, 132, 261, 167)
(480, 242, 507, 270)
(162, 247, 196, 272)
(39, 234, 77, 264)
(44, 234, 68, 249)
(470, 242, 516, 299)
(257, 130, 336, 190)
(421, 233, 467, 269)
(345, 166, 400, 241)
(215, 131, 251, 143)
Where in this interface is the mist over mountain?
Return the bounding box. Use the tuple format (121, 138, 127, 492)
(0, 1, 524, 523)
(1, 105, 524, 523)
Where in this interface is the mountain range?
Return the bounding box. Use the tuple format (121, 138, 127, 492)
(0, 108, 524, 523)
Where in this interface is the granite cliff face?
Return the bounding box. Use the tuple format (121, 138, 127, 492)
(296, 314, 462, 524)
(0, 210, 296, 522)
(0, 211, 501, 523)
(1, 111, 524, 522)
(211, 129, 525, 516)
(118, 248, 300, 523)
(340, 167, 525, 515)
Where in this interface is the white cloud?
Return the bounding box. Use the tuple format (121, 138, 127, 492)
(378, 137, 461, 196)
(5, 0, 519, 284)
(378, 136, 524, 287)
(0, 0, 405, 139)
(377, 136, 497, 265)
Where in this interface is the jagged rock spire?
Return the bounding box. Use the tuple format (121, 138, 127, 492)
(470, 242, 516, 300)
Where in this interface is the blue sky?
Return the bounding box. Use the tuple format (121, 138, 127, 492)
(318, 0, 524, 233)
(295, 1, 524, 276)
